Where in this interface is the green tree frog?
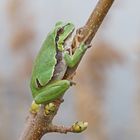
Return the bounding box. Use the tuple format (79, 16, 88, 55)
(30, 21, 89, 105)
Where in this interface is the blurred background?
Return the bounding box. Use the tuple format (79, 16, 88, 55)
(1, 0, 140, 140)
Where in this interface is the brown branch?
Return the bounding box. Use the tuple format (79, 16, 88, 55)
(72, 0, 114, 48)
(20, 0, 114, 139)
(47, 125, 73, 134)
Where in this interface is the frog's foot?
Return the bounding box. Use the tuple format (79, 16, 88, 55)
(86, 44, 92, 48)
(69, 80, 76, 86)
(44, 103, 57, 115)
(82, 43, 92, 50)
(30, 101, 41, 114)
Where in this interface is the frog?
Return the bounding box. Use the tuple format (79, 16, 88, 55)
(30, 21, 89, 105)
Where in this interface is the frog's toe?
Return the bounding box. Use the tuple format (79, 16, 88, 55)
(69, 80, 76, 86)
(86, 44, 92, 48)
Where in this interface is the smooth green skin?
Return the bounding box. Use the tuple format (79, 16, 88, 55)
(30, 22, 88, 104)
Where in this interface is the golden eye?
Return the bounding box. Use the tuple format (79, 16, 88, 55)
(57, 28, 64, 35)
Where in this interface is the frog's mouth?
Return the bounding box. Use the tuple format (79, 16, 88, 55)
(56, 24, 75, 50)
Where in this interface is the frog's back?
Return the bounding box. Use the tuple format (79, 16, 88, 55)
(31, 29, 57, 90)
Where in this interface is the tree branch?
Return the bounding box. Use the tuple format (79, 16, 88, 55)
(19, 0, 114, 139)
(79, 0, 114, 45)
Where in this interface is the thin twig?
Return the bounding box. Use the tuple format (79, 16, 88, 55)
(47, 125, 73, 134)
(20, 0, 114, 139)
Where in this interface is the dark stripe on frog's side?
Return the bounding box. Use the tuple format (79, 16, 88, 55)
(51, 24, 75, 81)
(51, 28, 67, 81)
(51, 49, 67, 81)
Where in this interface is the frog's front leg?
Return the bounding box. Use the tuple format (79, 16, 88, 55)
(34, 80, 71, 104)
(64, 43, 89, 68)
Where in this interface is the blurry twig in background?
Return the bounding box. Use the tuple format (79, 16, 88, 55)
(7, 0, 35, 52)
(7, 0, 36, 78)
(0, 0, 36, 140)
(19, 0, 115, 139)
(75, 42, 124, 140)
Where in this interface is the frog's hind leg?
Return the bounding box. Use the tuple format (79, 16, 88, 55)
(34, 80, 71, 104)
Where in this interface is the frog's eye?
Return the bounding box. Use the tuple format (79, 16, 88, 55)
(57, 28, 64, 35)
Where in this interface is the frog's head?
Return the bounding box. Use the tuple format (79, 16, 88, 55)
(55, 21, 75, 51)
